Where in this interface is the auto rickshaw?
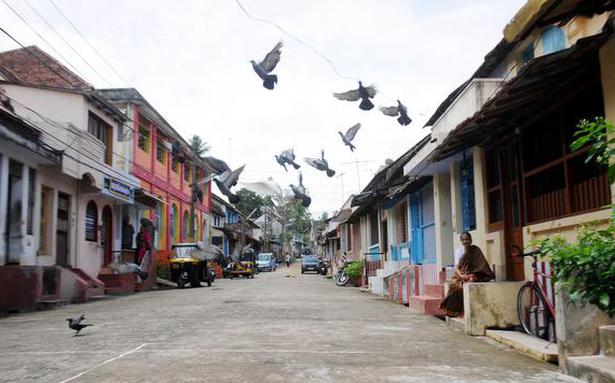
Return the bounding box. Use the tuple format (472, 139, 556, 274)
(223, 246, 256, 279)
(170, 242, 217, 288)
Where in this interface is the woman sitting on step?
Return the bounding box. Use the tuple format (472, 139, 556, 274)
(440, 231, 494, 318)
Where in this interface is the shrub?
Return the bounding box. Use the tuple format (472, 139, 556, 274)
(536, 224, 615, 317)
(345, 260, 364, 278)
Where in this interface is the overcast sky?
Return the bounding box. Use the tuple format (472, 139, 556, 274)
(0, 0, 526, 217)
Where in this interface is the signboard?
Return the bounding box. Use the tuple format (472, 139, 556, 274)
(102, 177, 134, 204)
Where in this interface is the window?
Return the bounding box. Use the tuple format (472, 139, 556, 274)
(156, 139, 167, 164)
(182, 210, 190, 241)
(183, 163, 191, 182)
(88, 113, 112, 165)
(542, 26, 565, 55)
(485, 149, 503, 227)
(27, 168, 35, 234)
(347, 225, 352, 250)
(369, 212, 378, 245)
(171, 157, 180, 173)
(85, 200, 98, 241)
(460, 156, 476, 231)
(137, 118, 151, 152)
(39, 187, 52, 254)
(521, 43, 534, 64)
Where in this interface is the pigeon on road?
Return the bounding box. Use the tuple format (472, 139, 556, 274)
(275, 149, 300, 172)
(380, 100, 412, 126)
(214, 165, 245, 204)
(333, 81, 377, 111)
(66, 314, 93, 336)
(251, 42, 283, 90)
(290, 173, 311, 208)
(305, 150, 336, 177)
(338, 123, 361, 152)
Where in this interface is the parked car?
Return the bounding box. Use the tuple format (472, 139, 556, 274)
(256, 252, 277, 272)
(301, 255, 320, 274)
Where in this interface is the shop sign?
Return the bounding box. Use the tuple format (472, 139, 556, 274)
(103, 177, 134, 203)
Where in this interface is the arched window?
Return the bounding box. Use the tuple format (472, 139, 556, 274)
(85, 200, 98, 241)
(542, 26, 565, 55)
(171, 204, 179, 243)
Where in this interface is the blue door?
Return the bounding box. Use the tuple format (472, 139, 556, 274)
(410, 193, 423, 264)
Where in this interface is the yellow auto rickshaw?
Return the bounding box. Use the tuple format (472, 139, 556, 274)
(170, 242, 217, 288)
(223, 247, 256, 279)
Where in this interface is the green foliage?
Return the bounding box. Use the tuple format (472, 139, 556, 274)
(571, 117, 615, 182)
(189, 135, 210, 158)
(535, 224, 615, 317)
(345, 260, 364, 278)
(234, 188, 265, 217)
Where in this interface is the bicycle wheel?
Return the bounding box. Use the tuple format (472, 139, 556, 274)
(517, 282, 553, 340)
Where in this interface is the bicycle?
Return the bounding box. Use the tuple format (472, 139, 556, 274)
(516, 249, 556, 341)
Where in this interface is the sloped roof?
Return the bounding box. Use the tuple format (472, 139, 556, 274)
(0, 46, 91, 91)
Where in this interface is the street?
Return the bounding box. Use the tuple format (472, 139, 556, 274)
(0, 264, 576, 383)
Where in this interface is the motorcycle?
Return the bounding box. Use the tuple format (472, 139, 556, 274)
(334, 262, 350, 286)
(318, 259, 328, 275)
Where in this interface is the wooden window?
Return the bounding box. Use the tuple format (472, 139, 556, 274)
(38, 187, 52, 254)
(137, 117, 151, 153)
(156, 139, 167, 164)
(485, 148, 503, 228)
(85, 200, 98, 241)
(369, 212, 378, 245)
(183, 163, 191, 182)
(460, 156, 476, 231)
(27, 168, 35, 234)
(399, 202, 408, 243)
(88, 112, 112, 165)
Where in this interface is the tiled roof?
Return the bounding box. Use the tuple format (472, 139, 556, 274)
(0, 45, 91, 91)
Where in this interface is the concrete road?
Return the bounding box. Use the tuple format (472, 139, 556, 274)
(0, 263, 578, 383)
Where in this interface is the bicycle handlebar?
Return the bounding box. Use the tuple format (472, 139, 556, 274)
(522, 249, 542, 257)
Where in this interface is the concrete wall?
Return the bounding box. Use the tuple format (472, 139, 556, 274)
(433, 172, 453, 268)
(463, 281, 526, 336)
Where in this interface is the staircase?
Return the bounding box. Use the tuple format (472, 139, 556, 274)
(566, 325, 615, 382)
(70, 268, 105, 300)
(408, 270, 446, 317)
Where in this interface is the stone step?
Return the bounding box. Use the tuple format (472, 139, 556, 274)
(408, 295, 444, 316)
(599, 325, 615, 356)
(424, 283, 444, 298)
(485, 329, 558, 364)
(566, 355, 615, 383)
(446, 316, 465, 331)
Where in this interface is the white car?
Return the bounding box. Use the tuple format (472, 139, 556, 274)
(256, 253, 277, 272)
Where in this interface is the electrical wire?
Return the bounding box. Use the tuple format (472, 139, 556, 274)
(21, 0, 115, 87)
(0, 25, 76, 89)
(0, 0, 90, 83)
(48, 0, 130, 85)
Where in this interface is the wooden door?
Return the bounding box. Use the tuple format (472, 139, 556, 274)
(499, 143, 525, 281)
(102, 205, 113, 265)
(56, 193, 70, 266)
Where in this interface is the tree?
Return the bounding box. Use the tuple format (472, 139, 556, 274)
(189, 135, 210, 158)
(234, 188, 265, 217)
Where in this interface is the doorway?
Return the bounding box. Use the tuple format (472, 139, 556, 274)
(5, 160, 23, 264)
(101, 205, 113, 265)
(56, 192, 70, 266)
(499, 142, 525, 281)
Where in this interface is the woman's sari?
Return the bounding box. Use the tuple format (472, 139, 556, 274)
(439, 245, 494, 317)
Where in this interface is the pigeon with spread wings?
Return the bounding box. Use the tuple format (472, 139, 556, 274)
(251, 42, 283, 90)
(275, 148, 300, 172)
(304, 150, 336, 177)
(202, 156, 231, 176)
(333, 81, 376, 111)
(290, 173, 311, 208)
(380, 100, 412, 126)
(338, 123, 361, 152)
(214, 165, 245, 204)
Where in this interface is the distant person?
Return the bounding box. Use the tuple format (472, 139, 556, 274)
(285, 253, 291, 268)
(134, 219, 153, 282)
(440, 232, 494, 317)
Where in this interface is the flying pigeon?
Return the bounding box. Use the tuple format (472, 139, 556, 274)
(338, 123, 361, 152)
(214, 165, 245, 204)
(380, 100, 412, 126)
(275, 148, 300, 172)
(202, 156, 231, 176)
(304, 150, 336, 177)
(66, 314, 93, 336)
(333, 81, 377, 111)
(290, 173, 311, 208)
(251, 42, 283, 90)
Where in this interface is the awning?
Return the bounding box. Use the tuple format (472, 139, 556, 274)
(134, 188, 167, 209)
(431, 28, 612, 162)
